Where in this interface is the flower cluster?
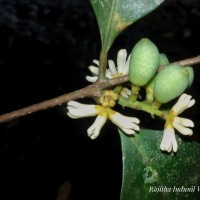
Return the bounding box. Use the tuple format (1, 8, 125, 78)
(67, 48, 195, 153)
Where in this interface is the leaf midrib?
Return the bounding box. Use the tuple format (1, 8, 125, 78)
(103, 0, 117, 52)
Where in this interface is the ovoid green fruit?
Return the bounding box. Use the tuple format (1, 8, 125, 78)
(185, 66, 194, 88)
(129, 38, 160, 86)
(159, 53, 169, 65)
(144, 53, 169, 103)
(145, 53, 169, 93)
(154, 65, 191, 103)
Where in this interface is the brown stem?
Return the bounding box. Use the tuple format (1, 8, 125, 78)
(0, 55, 199, 124)
(158, 55, 200, 71)
(0, 76, 128, 123)
(0, 84, 97, 123)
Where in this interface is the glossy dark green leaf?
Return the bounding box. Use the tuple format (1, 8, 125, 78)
(90, 0, 165, 52)
(119, 129, 200, 200)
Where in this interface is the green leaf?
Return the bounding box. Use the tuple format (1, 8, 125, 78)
(119, 129, 200, 200)
(90, 0, 165, 52)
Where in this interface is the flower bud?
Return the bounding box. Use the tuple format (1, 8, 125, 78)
(129, 38, 160, 86)
(154, 65, 190, 103)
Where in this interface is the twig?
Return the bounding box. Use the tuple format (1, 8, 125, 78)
(0, 76, 128, 123)
(0, 55, 199, 124)
(158, 55, 200, 71)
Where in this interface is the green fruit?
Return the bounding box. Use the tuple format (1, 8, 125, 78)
(129, 38, 160, 86)
(154, 65, 189, 103)
(159, 53, 169, 65)
(185, 66, 194, 88)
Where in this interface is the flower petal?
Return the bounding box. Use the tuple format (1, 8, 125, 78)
(89, 65, 99, 75)
(173, 120, 193, 136)
(108, 59, 117, 75)
(120, 93, 129, 98)
(160, 125, 177, 153)
(87, 115, 107, 139)
(171, 129, 178, 152)
(109, 112, 140, 131)
(105, 69, 112, 79)
(67, 101, 83, 108)
(188, 99, 195, 108)
(120, 127, 136, 135)
(67, 101, 93, 109)
(172, 93, 195, 115)
(174, 117, 194, 127)
(117, 49, 127, 73)
(120, 88, 131, 98)
(160, 129, 171, 152)
(67, 112, 81, 119)
(93, 59, 99, 66)
(67, 101, 97, 118)
(86, 76, 98, 82)
(122, 54, 130, 74)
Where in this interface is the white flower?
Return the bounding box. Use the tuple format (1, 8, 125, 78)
(160, 93, 195, 153)
(67, 101, 140, 139)
(86, 49, 130, 82)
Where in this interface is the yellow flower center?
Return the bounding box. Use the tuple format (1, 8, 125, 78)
(99, 90, 119, 107)
(111, 72, 124, 78)
(164, 109, 175, 129)
(95, 105, 116, 119)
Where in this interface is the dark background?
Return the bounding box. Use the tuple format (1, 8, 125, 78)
(0, 0, 200, 199)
